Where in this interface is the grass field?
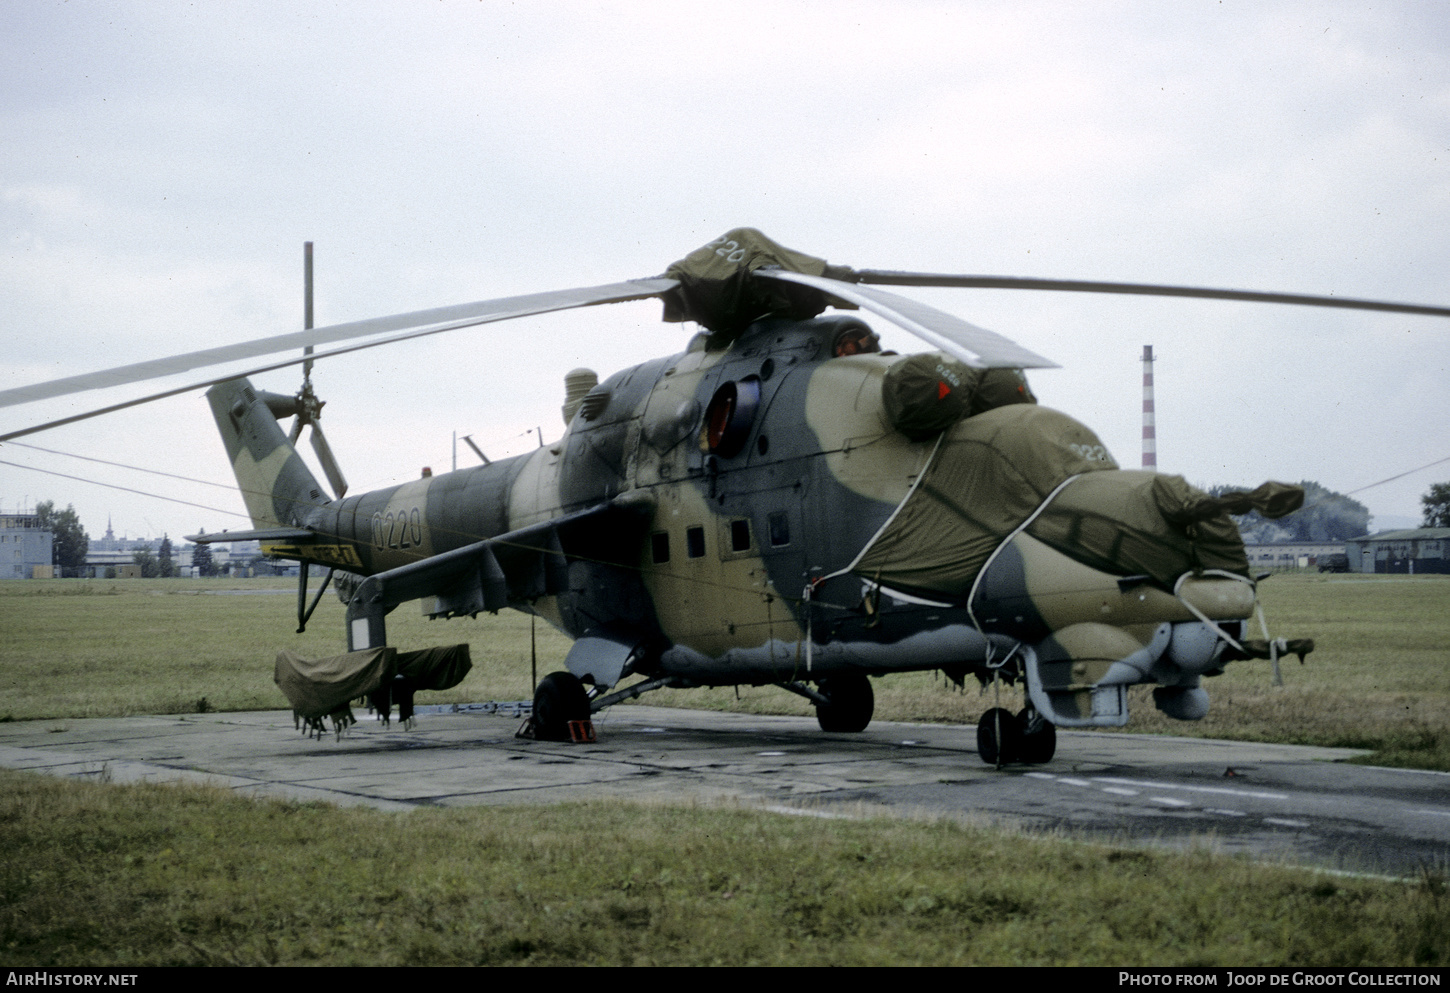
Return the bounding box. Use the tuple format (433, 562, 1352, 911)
(1, 769, 1445, 967)
(2, 573, 1448, 966)
(2, 572, 1447, 767)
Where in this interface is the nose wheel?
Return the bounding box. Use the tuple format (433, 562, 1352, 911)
(977, 707, 1056, 765)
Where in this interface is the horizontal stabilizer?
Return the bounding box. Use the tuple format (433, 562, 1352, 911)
(186, 526, 317, 543)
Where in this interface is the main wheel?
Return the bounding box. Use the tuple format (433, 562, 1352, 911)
(532, 671, 590, 741)
(815, 674, 874, 732)
(977, 707, 1021, 765)
(1016, 707, 1057, 764)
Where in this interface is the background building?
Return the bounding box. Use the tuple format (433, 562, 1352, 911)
(0, 513, 54, 579)
(1346, 529, 1450, 574)
(1241, 540, 1345, 572)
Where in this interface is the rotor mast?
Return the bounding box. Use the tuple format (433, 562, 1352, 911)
(303, 240, 314, 378)
(1142, 345, 1156, 471)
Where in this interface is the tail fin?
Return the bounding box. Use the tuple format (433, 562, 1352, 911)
(207, 378, 329, 530)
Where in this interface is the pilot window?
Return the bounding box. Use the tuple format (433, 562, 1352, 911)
(832, 325, 882, 357)
(767, 512, 790, 547)
(651, 531, 670, 564)
(730, 519, 751, 552)
(686, 526, 706, 559)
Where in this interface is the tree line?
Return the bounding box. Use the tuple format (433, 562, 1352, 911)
(30, 501, 224, 577)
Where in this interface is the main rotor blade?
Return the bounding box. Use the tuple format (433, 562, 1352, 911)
(851, 271, 1450, 319)
(0, 278, 679, 411)
(753, 269, 1058, 369)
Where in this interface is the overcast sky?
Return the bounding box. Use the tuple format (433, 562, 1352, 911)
(3, 0, 1447, 545)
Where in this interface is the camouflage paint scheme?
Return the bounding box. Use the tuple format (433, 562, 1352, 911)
(207, 310, 1261, 730)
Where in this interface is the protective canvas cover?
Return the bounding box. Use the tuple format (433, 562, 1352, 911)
(851, 405, 1259, 598)
(969, 367, 1037, 414)
(362, 645, 471, 727)
(882, 354, 1039, 440)
(852, 405, 1120, 599)
(1027, 471, 1250, 585)
(1209, 481, 1304, 520)
(881, 354, 976, 440)
(394, 643, 472, 691)
(661, 228, 855, 336)
(275, 646, 396, 719)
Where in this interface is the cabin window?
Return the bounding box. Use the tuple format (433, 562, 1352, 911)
(767, 512, 790, 547)
(730, 519, 752, 552)
(651, 531, 670, 564)
(686, 526, 706, 559)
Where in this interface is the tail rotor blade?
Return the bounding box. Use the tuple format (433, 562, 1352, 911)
(309, 422, 348, 500)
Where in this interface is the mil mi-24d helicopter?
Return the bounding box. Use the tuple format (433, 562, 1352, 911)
(6, 228, 1448, 763)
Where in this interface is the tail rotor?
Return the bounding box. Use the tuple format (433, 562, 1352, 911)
(286, 242, 348, 499)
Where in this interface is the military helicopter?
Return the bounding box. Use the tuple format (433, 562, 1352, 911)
(5, 229, 1446, 763)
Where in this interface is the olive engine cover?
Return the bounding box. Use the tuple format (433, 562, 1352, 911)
(881, 354, 1037, 440)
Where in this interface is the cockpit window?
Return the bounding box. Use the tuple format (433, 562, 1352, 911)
(832, 326, 881, 357)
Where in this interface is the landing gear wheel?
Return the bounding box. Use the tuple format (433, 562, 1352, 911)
(815, 674, 874, 732)
(532, 671, 590, 741)
(977, 707, 1021, 766)
(1016, 707, 1057, 764)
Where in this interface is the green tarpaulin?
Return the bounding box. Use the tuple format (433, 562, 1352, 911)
(881, 354, 1038, 439)
(661, 227, 855, 336)
(850, 404, 1285, 598)
(274, 643, 472, 722)
(276, 646, 396, 721)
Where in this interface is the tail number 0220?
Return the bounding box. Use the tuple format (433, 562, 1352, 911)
(372, 507, 422, 550)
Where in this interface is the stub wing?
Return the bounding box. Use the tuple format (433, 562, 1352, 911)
(342, 500, 651, 652)
(350, 512, 595, 618)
